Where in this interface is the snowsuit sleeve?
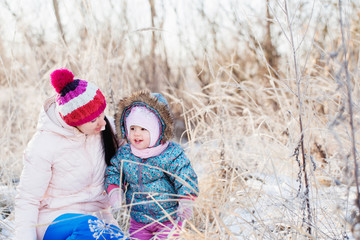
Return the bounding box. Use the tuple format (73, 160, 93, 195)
(167, 145, 199, 198)
(104, 147, 125, 193)
(15, 133, 53, 240)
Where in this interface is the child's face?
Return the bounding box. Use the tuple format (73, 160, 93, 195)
(128, 125, 151, 150)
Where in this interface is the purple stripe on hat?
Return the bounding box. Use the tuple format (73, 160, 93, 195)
(60, 79, 80, 96)
(57, 80, 88, 105)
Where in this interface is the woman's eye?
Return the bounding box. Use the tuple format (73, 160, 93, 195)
(91, 115, 101, 123)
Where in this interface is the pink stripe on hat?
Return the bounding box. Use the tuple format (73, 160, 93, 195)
(125, 106, 161, 147)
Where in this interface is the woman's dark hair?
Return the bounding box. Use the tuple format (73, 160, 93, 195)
(102, 116, 119, 166)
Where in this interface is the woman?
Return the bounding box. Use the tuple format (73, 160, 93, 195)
(14, 68, 125, 240)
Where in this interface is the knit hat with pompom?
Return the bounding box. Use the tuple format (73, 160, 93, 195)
(50, 68, 106, 126)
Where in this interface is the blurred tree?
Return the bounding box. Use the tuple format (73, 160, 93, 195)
(52, 0, 67, 45)
(263, 0, 279, 76)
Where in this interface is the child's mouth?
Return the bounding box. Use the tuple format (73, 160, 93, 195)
(134, 139, 142, 144)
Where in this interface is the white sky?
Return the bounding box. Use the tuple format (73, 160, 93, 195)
(0, 0, 266, 42)
(0, 0, 355, 65)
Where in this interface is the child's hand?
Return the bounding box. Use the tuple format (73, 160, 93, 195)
(108, 188, 122, 209)
(178, 198, 194, 220)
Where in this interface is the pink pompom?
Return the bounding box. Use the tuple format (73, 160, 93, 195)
(50, 68, 74, 93)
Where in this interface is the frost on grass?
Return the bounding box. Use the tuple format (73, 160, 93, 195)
(220, 172, 356, 239)
(0, 185, 16, 239)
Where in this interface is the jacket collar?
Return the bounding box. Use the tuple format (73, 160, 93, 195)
(37, 95, 87, 140)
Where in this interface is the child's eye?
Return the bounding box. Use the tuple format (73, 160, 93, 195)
(130, 127, 135, 130)
(141, 128, 146, 131)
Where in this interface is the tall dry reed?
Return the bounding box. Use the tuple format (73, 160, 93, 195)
(0, 0, 359, 239)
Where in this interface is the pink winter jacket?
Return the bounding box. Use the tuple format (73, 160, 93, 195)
(14, 96, 117, 240)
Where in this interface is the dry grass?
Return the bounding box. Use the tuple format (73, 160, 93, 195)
(1, 0, 360, 239)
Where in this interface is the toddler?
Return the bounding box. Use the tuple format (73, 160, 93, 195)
(105, 90, 199, 239)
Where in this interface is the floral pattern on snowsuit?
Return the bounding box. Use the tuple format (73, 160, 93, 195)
(105, 142, 198, 224)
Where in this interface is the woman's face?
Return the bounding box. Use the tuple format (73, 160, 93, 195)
(128, 125, 151, 150)
(76, 112, 106, 135)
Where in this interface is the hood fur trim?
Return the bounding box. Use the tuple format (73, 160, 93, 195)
(115, 90, 174, 143)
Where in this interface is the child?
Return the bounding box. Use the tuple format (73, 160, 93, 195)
(105, 90, 199, 239)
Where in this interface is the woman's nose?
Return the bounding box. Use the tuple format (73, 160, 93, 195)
(99, 117, 106, 127)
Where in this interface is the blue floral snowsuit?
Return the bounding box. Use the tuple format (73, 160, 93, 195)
(105, 142, 198, 223)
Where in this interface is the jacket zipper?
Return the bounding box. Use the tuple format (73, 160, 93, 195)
(138, 158, 157, 219)
(84, 134, 95, 202)
(137, 159, 146, 215)
(138, 160, 143, 192)
(138, 158, 155, 218)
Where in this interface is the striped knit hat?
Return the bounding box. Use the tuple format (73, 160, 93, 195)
(50, 68, 106, 127)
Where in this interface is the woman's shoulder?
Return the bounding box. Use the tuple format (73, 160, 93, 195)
(24, 130, 67, 163)
(27, 130, 61, 149)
